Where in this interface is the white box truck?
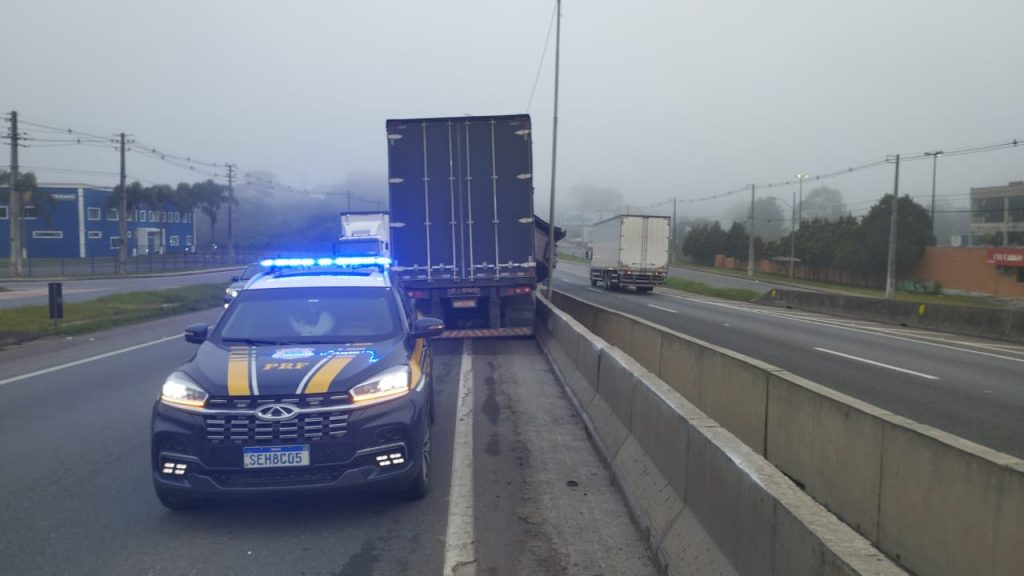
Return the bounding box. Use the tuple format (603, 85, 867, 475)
(588, 214, 670, 293)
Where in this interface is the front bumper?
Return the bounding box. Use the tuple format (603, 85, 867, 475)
(151, 390, 427, 498)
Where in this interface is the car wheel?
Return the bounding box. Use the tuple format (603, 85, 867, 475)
(154, 484, 201, 511)
(405, 423, 431, 500)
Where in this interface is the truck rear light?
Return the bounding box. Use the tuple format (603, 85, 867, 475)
(499, 286, 533, 296)
(407, 290, 429, 299)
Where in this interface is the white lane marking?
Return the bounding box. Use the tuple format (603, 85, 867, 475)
(588, 287, 603, 293)
(647, 304, 678, 314)
(814, 347, 939, 380)
(444, 339, 476, 576)
(662, 291, 1024, 364)
(0, 334, 181, 387)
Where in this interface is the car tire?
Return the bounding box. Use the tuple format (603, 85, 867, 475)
(405, 422, 431, 500)
(154, 484, 201, 511)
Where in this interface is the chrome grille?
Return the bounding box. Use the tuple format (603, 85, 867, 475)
(204, 393, 351, 444)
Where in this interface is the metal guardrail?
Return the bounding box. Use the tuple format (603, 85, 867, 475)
(0, 252, 267, 278)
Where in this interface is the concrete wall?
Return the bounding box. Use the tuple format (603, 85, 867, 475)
(912, 246, 1024, 299)
(758, 288, 1024, 343)
(547, 290, 1024, 576)
(536, 295, 905, 576)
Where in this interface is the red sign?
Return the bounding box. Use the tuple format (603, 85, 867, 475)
(986, 248, 1024, 267)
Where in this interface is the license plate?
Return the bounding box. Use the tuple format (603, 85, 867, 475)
(451, 298, 477, 309)
(243, 445, 310, 469)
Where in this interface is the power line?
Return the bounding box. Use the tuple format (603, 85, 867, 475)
(526, 0, 558, 112)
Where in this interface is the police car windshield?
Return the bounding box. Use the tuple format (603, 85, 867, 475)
(217, 286, 401, 343)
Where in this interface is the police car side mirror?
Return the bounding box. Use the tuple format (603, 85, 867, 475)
(410, 317, 445, 339)
(184, 323, 208, 344)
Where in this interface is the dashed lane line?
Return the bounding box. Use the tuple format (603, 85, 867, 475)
(0, 334, 181, 387)
(814, 347, 939, 380)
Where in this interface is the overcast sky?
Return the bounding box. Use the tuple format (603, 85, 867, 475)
(3, 0, 1022, 223)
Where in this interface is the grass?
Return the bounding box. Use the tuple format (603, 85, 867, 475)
(663, 276, 761, 302)
(670, 260, 1014, 309)
(557, 252, 589, 264)
(0, 283, 226, 348)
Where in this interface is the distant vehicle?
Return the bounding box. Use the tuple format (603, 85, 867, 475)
(339, 211, 391, 260)
(589, 215, 669, 293)
(386, 114, 561, 337)
(152, 257, 445, 510)
(224, 263, 268, 306)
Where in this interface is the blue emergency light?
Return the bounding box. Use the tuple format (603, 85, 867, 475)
(259, 256, 392, 268)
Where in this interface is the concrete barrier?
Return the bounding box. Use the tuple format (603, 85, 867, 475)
(536, 295, 906, 576)
(759, 288, 1024, 343)
(546, 290, 1024, 576)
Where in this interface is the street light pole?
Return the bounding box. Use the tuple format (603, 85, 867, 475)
(789, 190, 796, 278)
(924, 151, 942, 238)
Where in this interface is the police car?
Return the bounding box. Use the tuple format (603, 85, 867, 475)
(152, 256, 443, 510)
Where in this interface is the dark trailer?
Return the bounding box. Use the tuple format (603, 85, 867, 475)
(386, 114, 537, 337)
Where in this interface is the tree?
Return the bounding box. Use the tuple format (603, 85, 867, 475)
(854, 194, 934, 279)
(1, 170, 56, 276)
(190, 180, 231, 249)
(722, 222, 749, 259)
(682, 221, 727, 265)
(801, 186, 847, 221)
(732, 197, 786, 241)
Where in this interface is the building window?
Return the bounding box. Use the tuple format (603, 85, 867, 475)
(110, 236, 121, 249)
(87, 207, 101, 221)
(32, 230, 63, 239)
(127, 230, 133, 239)
(88, 231, 103, 239)
(0, 205, 7, 219)
(174, 212, 181, 223)
(186, 235, 193, 246)
(23, 205, 37, 219)
(139, 210, 147, 222)
(127, 210, 134, 222)
(161, 211, 167, 223)
(169, 235, 180, 247)
(148, 211, 156, 221)
(107, 208, 119, 221)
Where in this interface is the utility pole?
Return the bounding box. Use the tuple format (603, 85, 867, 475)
(7, 111, 22, 277)
(118, 133, 128, 275)
(544, 0, 562, 299)
(789, 190, 796, 278)
(925, 151, 942, 238)
(885, 154, 901, 299)
(346, 190, 352, 211)
(747, 184, 755, 277)
(672, 197, 677, 257)
(226, 163, 236, 262)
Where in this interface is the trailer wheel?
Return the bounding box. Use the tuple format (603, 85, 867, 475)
(590, 278, 598, 287)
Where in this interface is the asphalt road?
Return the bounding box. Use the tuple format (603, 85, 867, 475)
(0, 310, 656, 576)
(554, 261, 1024, 459)
(0, 269, 240, 309)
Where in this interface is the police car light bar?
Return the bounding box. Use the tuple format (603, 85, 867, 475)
(259, 257, 392, 268)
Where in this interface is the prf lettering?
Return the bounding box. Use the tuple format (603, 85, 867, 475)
(263, 362, 311, 371)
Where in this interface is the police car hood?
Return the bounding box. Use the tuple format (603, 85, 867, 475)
(187, 338, 410, 397)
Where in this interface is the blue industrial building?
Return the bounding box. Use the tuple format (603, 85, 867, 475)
(0, 185, 196, 259)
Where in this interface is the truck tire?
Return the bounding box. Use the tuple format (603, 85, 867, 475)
(637, 287, 653, 294)
(590, 277, 598, 287)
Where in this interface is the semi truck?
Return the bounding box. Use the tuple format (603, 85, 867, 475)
(338, 211, 390, 259)
(589, 214, 670, 293)
(386, 114, 556, 337)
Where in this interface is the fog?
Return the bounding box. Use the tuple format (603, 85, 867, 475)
(3, 0, 1022, 238)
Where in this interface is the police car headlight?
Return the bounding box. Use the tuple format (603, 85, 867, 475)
(161, 371, 209, 408)
(350, 366, 411, 404)
(225, 287, 239, 299)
